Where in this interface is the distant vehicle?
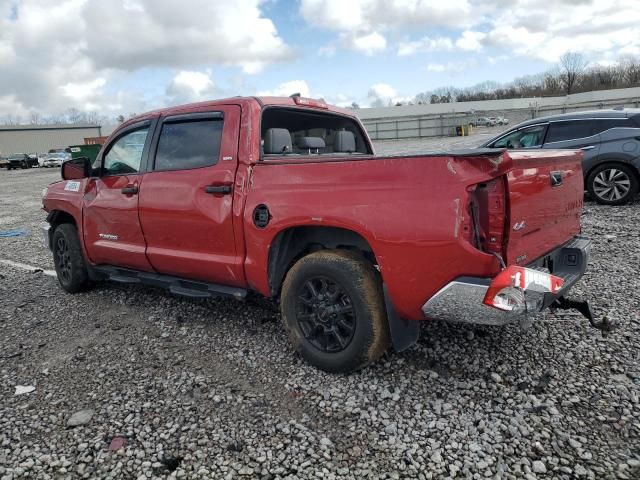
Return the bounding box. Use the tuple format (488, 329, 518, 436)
(481, 109, 640, 205)
(43, 152, 69, 168)
(0, 157, 8, 169)
(492, 116, 509, 125)
(472, 117, 496, 127)
(6, 153, 38, 170)
(28, 153, 39, 167)
(37, 153, 48, 167)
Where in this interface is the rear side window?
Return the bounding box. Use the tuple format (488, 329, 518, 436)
(154, 119, 223, 171)
(545, 121, 593, 143)
(590, 118, 636, 135)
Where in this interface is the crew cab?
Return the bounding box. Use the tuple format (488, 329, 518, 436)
(42, 96, 592, 372)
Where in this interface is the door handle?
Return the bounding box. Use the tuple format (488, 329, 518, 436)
(204, 185, 232, 195)
(121, 186, 139, 195)
(581, 146, 595, 151)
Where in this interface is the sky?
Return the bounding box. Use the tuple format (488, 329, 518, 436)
(0, 0, 639, 120)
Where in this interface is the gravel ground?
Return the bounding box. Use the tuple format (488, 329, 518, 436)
(1, 138, 639, 479)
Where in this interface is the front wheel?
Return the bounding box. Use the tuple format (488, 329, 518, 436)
(280, 250, 389, 373)
(587, 164, 638, 205)
(52, 224, 89, 293)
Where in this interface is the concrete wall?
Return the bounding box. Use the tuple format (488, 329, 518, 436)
(357, 87, 640, 140)
(0, 125, 103, 156)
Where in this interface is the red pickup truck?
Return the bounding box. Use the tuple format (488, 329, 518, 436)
(42, 95, 592, 372)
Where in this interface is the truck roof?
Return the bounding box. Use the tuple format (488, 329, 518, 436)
(123, 96, 355, 129)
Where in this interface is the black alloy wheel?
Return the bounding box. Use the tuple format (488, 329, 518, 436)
(295, 276, 357, 353)
(54, 236, 72, 284)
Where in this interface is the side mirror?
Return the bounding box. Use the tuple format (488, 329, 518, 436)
(61, 157, 91, 180)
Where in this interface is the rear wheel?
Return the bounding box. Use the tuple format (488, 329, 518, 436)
(587, 163, 638, 205)
(280, 250, 389, 373)
(52, 224, 89, 293)
(20, 161, 27, 169)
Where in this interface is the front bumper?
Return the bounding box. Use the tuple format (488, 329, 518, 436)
(421, 235, 591, 326)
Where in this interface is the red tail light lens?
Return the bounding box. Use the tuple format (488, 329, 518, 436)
(483, 266, 564, 312)
(470, 177, 506, 255)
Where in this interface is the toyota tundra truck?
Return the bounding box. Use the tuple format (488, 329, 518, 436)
(42, 95, 593, 372)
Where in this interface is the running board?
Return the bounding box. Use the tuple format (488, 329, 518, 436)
(93, 265, 247, 301)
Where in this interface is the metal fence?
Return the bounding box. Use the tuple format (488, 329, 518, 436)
(360, 90, 640, 141)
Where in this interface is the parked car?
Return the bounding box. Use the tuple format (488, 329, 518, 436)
(0, 157, 8, 169)
(481, 109, 640, 205)
(472, 117, 496, 127)
(42, 95, 593, 372)
(492, 116, 509, 125)
(6, 153, 38, 170)
(43, 152, 69, 168)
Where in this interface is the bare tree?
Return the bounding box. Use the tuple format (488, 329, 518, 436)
(116, 114, 126, 123)
(559, 52, 589, 95)
(29, 111, 41, 124)
(3, 114, 21, 125)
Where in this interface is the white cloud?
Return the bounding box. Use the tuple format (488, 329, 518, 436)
(60, 78, 107, 102)
(346, 31, 387, 55)
(427, 61, 474, 73)
(366, 83, 411, 107)
(300, 0, 473, 32)
(259, 80, 312, 98)
(0, 0, 293, 118)
(455, 30, 485, 52)
(302, 0, 640, 64)
(397, 36, 453, 56)
(300, 0, 472, 55)
(166, 71, 216, 104)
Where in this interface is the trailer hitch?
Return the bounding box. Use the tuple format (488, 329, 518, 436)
(550, 297, 614, 333)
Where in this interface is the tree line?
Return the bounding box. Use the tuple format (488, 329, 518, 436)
(1, 109, 137, 127)
(410, 53, 640, 106)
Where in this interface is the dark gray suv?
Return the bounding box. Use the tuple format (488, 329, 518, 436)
(481, 109, 640, 205)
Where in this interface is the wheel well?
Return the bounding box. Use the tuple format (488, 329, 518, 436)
(47, 210, 76, 230)
(268, 226, 376, 297)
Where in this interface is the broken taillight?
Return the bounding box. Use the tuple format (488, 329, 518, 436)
(483, 266, 564, 312)
(469, 177, 506, 255)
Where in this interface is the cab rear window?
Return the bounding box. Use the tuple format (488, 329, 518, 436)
(261, 108, 372, 157)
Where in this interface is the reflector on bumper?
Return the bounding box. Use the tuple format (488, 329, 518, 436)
(483, 266, 564, 312)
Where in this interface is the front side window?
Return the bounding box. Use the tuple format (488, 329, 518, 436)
(545, 121, 594, 143)
(154, 119, 223, 171)
(492, 124, 547, 149)
(103, 126, 149, 175)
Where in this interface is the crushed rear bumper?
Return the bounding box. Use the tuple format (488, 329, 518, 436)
(421, 235, 591, 326)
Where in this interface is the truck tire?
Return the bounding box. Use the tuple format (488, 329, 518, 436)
(587, 163, 639, 205)
(52, 223, 89, 293)
(280, 250, 389, 373)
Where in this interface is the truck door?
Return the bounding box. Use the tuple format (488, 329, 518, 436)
(82, 120, 156, 271)
(137, 106, 244, 286)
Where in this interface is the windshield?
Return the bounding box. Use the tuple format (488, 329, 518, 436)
(9, 154, 23, 160)
(47, 153, 68, 159)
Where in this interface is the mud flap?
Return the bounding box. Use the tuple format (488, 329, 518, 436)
(550, 297, 614, 333)
(383, 284, 420, 352)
